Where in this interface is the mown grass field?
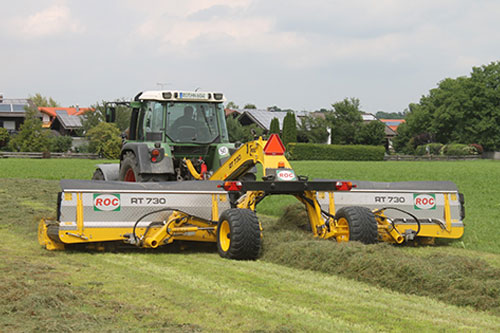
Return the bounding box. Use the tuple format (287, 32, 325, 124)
(1, 158, 500, 331)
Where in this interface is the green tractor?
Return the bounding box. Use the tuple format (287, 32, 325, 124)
(92, 90, 244, 182)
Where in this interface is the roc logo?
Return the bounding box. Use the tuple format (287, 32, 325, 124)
(413, 193, 436, 210)
(93, 193, 120, 211)
(276, 170, 296, 181)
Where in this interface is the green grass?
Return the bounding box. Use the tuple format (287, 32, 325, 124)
(1, 178, 500, 331)
(0, 158, 116, 180)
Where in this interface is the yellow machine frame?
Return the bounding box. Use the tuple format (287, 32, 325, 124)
(39, 135, 464, 252)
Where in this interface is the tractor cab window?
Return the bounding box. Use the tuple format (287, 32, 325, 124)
(144, 102, 165, 141)
(166, 102, 220, 143)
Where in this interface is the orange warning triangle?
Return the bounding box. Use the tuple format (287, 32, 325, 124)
(263, 134, 285, 155)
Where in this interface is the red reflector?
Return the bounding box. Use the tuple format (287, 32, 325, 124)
(263, 134, 285, 155)
(335, 181, 354, 191)
(151, 149, 160, 156)
(151, 157, 157, 163)
(223, 181, 243, 192)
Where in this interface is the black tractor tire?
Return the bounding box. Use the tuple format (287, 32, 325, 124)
(335, 206, 378, 244)
(92, 169, 105, 180)
(119, 151, 172, 182)
(119, 151, 143, 182)
(217, 208, 261, 260)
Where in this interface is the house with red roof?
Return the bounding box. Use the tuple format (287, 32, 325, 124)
(38, 106, 93, 136)
(379, 119, 405, 133)
(38, 107, 90, 127)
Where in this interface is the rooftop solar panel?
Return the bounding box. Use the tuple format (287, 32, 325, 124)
(12, 104, 25, 111)
(56, 111, 83, 129)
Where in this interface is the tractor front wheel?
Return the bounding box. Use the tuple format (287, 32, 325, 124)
(217, 209, 261, 260)
(335, 206, 378, 244)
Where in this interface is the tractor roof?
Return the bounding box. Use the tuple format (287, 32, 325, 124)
(137, 90, 226, 103)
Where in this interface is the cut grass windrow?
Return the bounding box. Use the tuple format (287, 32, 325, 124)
(261, 205, 500, 315)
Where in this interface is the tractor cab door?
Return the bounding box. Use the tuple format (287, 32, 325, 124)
(139, 101, 165, 142)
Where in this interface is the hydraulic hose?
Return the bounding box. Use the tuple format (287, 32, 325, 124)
(131, 208, 216, 245)
(373, 207, 421, 236)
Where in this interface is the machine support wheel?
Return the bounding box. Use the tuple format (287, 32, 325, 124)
(335, 206, 378, 244)
(217, 208, 261, 260)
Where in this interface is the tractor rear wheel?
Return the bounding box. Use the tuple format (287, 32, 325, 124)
(119, 151, 171, 182)
(120, 151, 140, 182)
(217, 208, 261, 260)
(335, 206, 378, 244)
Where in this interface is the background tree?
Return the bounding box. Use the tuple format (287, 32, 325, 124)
(226, 101, 239, 109)
(243, 103, 257, 109)
(242, 124, 264, 141)
(282, 111, 297, 147)
(326, 98, 363, 144)
(30, 93, 60, 107)
(49, 136, 73, 152)
(81, 105, 104, 134)
(226, 116, 246, 142)
(297, 116, 329, 143)
(267, 105, 281, 112)
(269, 117, 280, 135)
(85, 122, 121, 159)
(391, 121, 413, 153)
(356, 120, 386, 145)
(81, 101, 131, 136)
(395, 61, 500, 152)
(375, 111, 406, 119)
(0, 128, 10, 148)
(9, 106, 50, 152)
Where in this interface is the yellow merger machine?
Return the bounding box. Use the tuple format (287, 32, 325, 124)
(39, 90, 465, 259)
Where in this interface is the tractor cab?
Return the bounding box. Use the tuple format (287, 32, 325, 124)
(119, 91, 230, 145)
(100, 91, 235, 182)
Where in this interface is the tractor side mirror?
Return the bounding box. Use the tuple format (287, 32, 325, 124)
(106, 107, 116, 122)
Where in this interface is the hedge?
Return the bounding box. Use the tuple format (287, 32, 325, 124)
(287, 143, 385, 161)
(441, 143, 477, 156)
(415, 143, 443, 156)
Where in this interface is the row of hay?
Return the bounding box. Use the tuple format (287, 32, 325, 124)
(260, 204, 500, 315)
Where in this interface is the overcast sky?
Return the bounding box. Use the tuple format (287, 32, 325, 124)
(1, 0, 499, 113)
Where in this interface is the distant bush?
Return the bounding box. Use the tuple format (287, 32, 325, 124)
(415, 143, 444, 155)
(74, 142, 91, 153)
(49, 135, 73, 152)
(469, 143, 484, 155)
(0, 128, 9, 148)
(86, 122, 121, 159)
(287, 143, 385, 161)
(8, 107, 51, 152)
(441, 143, 474, 156)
